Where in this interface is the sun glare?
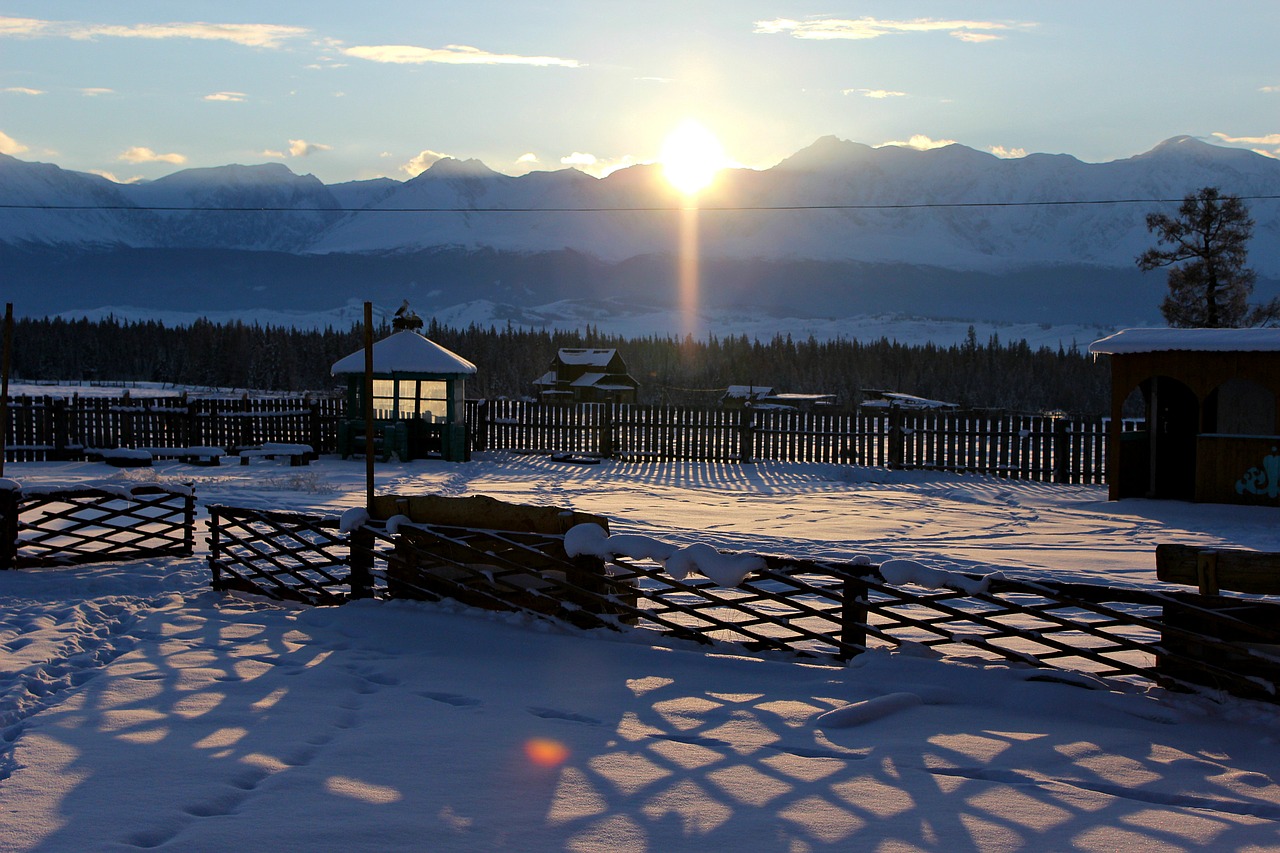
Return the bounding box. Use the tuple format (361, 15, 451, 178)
(661, 119, 725, 196)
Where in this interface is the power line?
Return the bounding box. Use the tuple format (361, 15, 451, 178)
(3, 195, 1280, 214)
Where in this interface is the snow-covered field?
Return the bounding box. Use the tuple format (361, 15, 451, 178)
(3, 453, 1280, 851)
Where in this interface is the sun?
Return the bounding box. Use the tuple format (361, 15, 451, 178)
(660, 119, 726, 196)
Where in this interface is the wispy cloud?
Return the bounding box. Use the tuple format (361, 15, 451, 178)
(876, 134, 957, 151)
(79, 87, 114, 96)
(401, 149, 450, 176)
(755, 17, 1030, 43)
(988, 145, 1027, 159)
(88, 169, 144, 184)
(0, 15, 309, 48)
(204, 91, 247, 102)
(1262, 85, 1280, 94)
(343, 43, 582, 67)
(559, 152, 636, 178)
(288, 139, 331, 157)
(119, 146, 186, 164)
(1213, 131, 1280, 158)
(0, 129, 29, 155)
(843, 88, 906, 99)
(2, 86, 44, 95)
(1213, 131, 1280, 146)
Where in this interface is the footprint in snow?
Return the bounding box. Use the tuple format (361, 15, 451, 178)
(526, 706, 602, 725)
(418, 691, 482, 707)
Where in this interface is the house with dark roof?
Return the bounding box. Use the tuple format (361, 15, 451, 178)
(533, 348, 639, 404)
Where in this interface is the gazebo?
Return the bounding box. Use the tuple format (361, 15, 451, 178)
(331, 329, 477, 462)
(1089, 328, 1280, 505)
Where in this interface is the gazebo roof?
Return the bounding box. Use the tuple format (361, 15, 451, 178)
(1089, 327, 1280, 356)
(331, 330, 477, 376)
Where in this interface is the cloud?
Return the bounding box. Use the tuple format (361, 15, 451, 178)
(988, 145, 1027, 159)
(342, 43, 581, 67)
(204, 91, 247, 102)
(0, 130, 29, 155)
(118, 146, 186, 164)
(79, 87, 114, 96)
(1262, 85, 1280, 93)
(843, 88, 906, 99)
(506, 153, 542, 176)
(1212, 131, 1280, 158)
(2, 86, 44, 95)
(559, 152, 637, 178)
(0, 15, 309, 48)
(754, 16, 1029, 43)
(88, 169, 144, 184)
(288, 139, 331, 157)
(401, 149, 450, 177)
(1212, 131, 1280, 146)
(876, 134, 957, 151)
(261, 149, 286, 158)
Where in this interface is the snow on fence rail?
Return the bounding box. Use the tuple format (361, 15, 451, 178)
(0, 483, 195, 569)
(5, 394, 1116, 483)
(205, 504, 1280, 704)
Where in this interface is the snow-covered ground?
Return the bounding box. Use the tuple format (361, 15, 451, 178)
(3, 453, 1280, 851)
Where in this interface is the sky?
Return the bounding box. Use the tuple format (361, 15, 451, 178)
(3, 451, 1280, 849)
(1, 2, 1279, 185)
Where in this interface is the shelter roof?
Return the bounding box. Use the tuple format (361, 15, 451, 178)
(556, 348, 617, 367)
(1089, 328, 1280, 355)
(331, 330, 477, 375)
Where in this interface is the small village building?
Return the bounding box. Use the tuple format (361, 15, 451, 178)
(720, 385, 773, 410)
(859, 389, 959, 411)
(331, 328, 477, 462)
(1089, 328, 1280, 505)
(533, 348, 638, 404)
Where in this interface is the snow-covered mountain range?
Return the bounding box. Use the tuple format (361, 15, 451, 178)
(3, 135, 1278, 334)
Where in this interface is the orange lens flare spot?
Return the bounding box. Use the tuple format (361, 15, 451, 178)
(524, 738, 570, 767)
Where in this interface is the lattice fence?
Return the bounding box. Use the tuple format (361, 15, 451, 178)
(0, 484, 195, 569)
(204, 505, 1280, 703)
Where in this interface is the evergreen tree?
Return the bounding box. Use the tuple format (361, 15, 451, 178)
(1136, 187, 1276, 327)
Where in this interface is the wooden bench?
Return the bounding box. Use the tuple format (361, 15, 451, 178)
(1155, 543, 1280, 596)
(1154, 544, 1280, 697)
(142, 447, 226, 467)
(238, 443, 315, 467)
(374, 494, 637, 626)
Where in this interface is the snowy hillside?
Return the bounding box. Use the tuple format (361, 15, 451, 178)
(4, 136, 1279, 330)
(4, 136, 1280, 273)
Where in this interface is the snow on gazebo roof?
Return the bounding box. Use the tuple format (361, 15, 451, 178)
(1088, 327, 1280, 356)
(331, 329, 477, 375)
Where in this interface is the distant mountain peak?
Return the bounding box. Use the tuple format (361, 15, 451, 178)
(775, 136, 876, 170)
(420, 157, 500, 179)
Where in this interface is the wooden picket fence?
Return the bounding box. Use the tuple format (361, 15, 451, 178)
(474, 400, 1114, 484)
(205, 503, 1280, 703)
(3, 394, 343, 462)
(6, 393, 1115, 484)
(0, 484, 195, 569)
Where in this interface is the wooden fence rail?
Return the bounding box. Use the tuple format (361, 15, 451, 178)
(7, 394, 1116, 484)
(0, 484, 195, 569)
(205, 504, 1280, 704)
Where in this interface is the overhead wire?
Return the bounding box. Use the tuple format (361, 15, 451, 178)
(2, 195, 1280, 214)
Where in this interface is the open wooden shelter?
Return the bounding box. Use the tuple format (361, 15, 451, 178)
(331, 329, 477, 462)
(1090, 328, 1280, 505)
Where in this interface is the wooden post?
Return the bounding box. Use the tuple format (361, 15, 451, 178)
(738, 407, 755, 463)
(1, 303, 13, 476)
(599, 404, 615, 459)
(0, 488, 18, 569)
(207, 506, 222, 588)
(307, 396, 323, 455)
(51, 397, 68, 461)
(1053, 418, 1070, 484)
(888, 406, 905, 470)
(363, 302, 375, 510)
(838, 576, 869, 660)
(350, 525, 374, 599)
